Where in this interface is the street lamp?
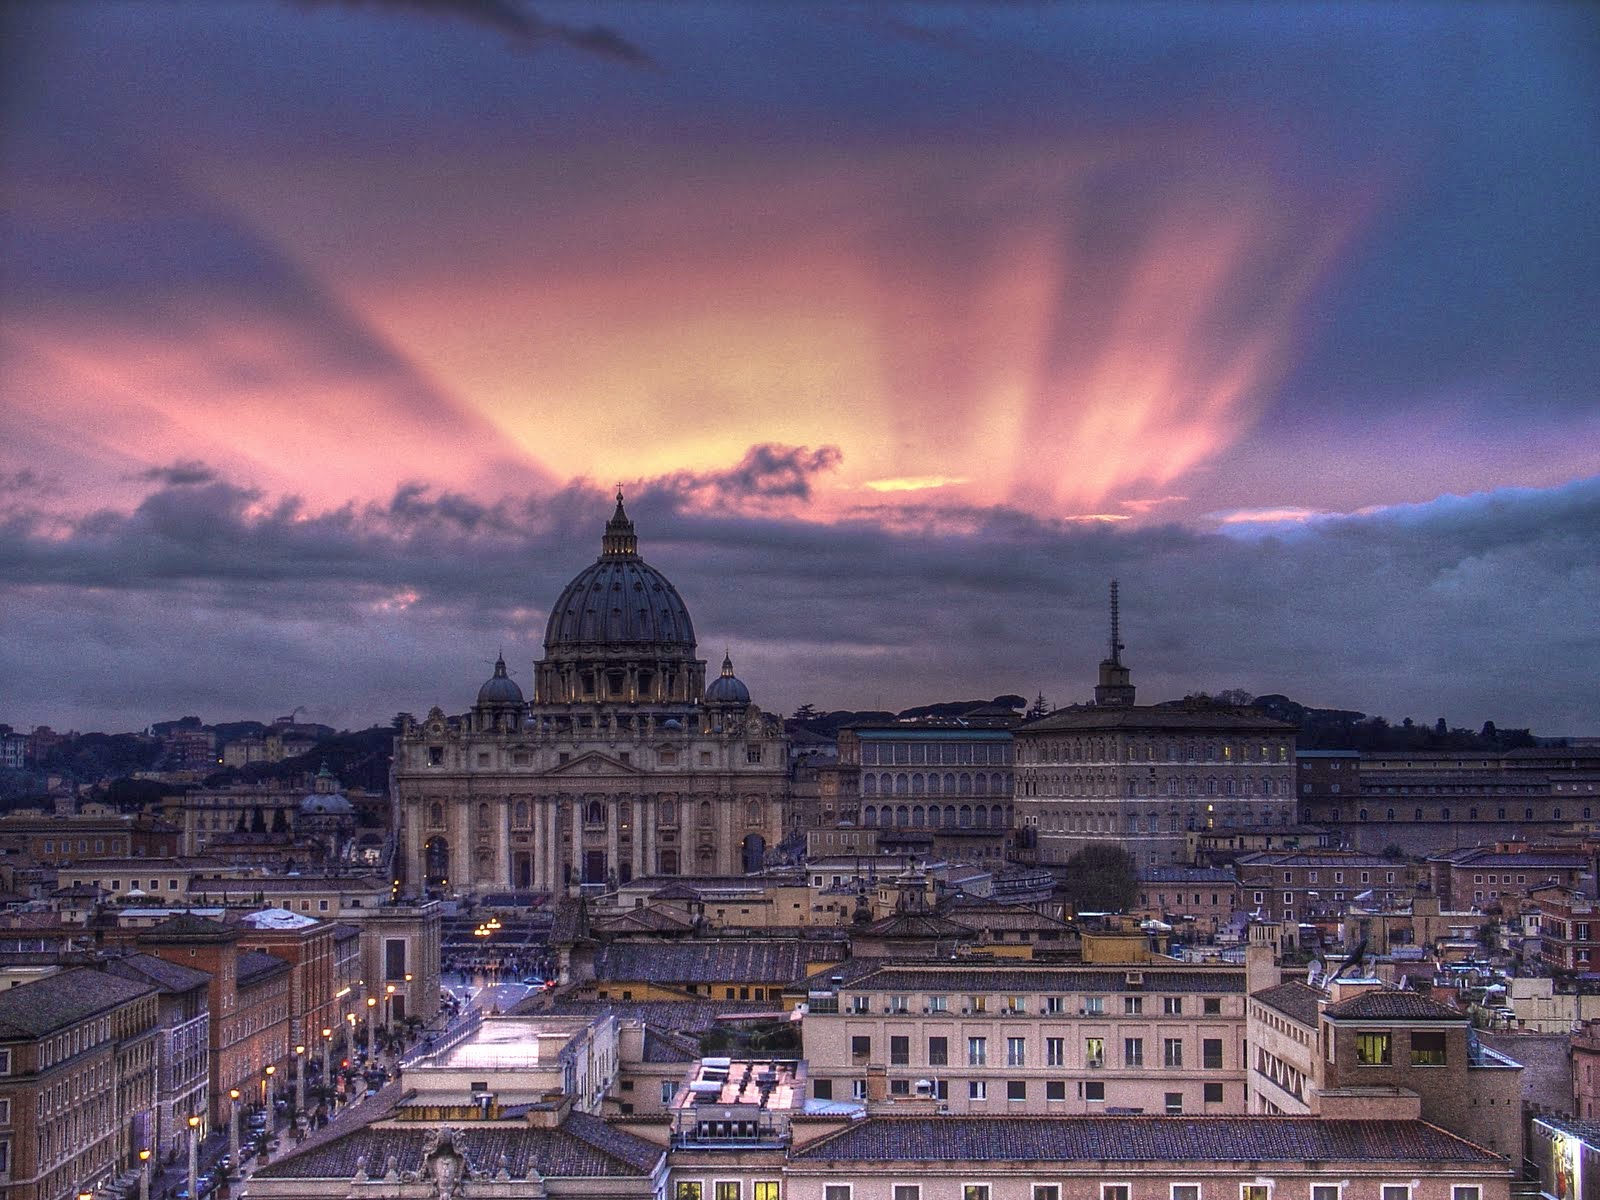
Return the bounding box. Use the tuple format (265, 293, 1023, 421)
(187, 1114, 201, 1200)
(228, 1088, 241, 1167)
(138, 1148, 152, 1200)
(320, 1028, 333, 1108)
(262, 1064, 276, 1117)
(294, 1045, 306, 1125)
(385, 983, 396, 1034)
(365, 995, 377, 1057)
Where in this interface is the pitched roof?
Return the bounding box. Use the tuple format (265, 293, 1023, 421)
(518, 998, 774, 1034)
(254, 1112, 662, 1180)
(104, 953, 212, 993)
(841, 965, 1245, 994)
(1252, 981, 1324, 1027)
(640, 1024, 703, 1063)
(0, 968, 156, 1039)
(1323, 990, 1465, 1021)
(237, 949, 291, 986)
(592, 940, 829, 985)
(139, 913, 234, 941)
(791, 1116, 1502, 1164)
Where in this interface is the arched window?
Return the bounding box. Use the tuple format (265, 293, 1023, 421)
(659, 849, 679, 875)
(944, 772, 956, 794)
(1441, 807, 1450, 820)
(429, 803, 443, 827)
(1415, 808, 1423, 821)
(944, 804, 956, 826)
(974, 773, 988, 796)
(1385, 808, 1395, 821)
(990, 804, 1004, 826)
(896, 774, 909, 795)
(896, 804, 909, 826)
(478, 803, 491, 829)
(959, 804, 973, 827)
(912, 805, 925, 827)
(911, 773, 924, 794)
(1359, 808, 1369, 822)
(700, 800, 713, 826)
(863, 805, 877, 826)
(974, 805, 988, 827)
(929, 805, 942, 827)
(960, 772, 973, 793)
(927, 773, 941, 795)
(587, 801, 605, 826)
(1525, 807, 1534, 820)
(746, 800, 762, 826)
(863, 774, 877, 796)
(660, 799, 678, 825)
(514, 801, 528, 827)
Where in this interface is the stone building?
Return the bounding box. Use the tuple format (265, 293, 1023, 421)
(394, 494, 789, 897)
(1012, 583, 1298, 867)
(802, 960, 1253, 1116)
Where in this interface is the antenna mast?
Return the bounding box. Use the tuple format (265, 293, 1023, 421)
(1109, 579, 1123, 666)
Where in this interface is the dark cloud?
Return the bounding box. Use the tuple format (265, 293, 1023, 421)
(131, 461, 219, 487)
(297, 0, 653, 65)
(647, 444, 844, 512)
(2, 457, 1595, 736)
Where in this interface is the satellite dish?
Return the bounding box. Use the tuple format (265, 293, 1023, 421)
(1307, 958, 1323, 985)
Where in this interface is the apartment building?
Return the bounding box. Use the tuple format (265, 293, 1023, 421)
(1532, 884, 1600, 976)
(1132, 866, 1240, 938)
(803, 962, 1252, 1116)
(0, 969, 161, 1200)
(102, 954, 210, 1157)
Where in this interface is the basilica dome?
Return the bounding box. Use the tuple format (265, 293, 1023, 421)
(535, 493, 706, 706)
(542, 493, 697, 655)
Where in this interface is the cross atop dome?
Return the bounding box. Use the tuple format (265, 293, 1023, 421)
(602, 487, 638, 556)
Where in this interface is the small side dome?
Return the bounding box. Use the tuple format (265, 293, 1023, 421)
(299, 792, 353, 816)
(477, 654, 524, 706)
(704, 650, 751, 704)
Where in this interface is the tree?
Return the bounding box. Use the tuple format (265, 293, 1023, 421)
(791, 704, 819, 722)
(1026, 692, 1052, 719)
(1058, 845, 1138, 913)
(1435, 717, 1448, 737)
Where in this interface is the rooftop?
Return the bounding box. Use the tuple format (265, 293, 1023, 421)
(1252, 981, 1325, 1027)
(792, 1115, 1503, 1164)
(0, 968, 156, 1039)
(254, 1112, 662, 1180)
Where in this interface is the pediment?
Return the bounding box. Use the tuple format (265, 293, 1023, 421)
(542, 750, 642, 777)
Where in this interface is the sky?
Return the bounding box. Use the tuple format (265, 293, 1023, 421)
(2, 1, 1597, 736)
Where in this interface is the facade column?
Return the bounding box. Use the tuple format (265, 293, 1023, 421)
(632, 795, 647, 881)
(606, 796, 622, 883)
(569, 794, 583, 887)
(544, 797, 558, 891)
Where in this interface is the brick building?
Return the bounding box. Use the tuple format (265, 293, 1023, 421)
(0, 969, 161, 1200)
(1533, 884, 1600, 977)
(1235, 851, 1416, 927)
(1248, 977, 1523, 1163)
(127, 914, 292, 1126)
(1429, 844, 1592, 913)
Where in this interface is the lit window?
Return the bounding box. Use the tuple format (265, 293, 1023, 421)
(1356, 1032, 1392, 1065)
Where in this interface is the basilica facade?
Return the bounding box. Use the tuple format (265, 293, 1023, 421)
(393, 494, 789, 897)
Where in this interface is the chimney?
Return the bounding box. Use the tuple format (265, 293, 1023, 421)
(865, 1063, 888, 1104)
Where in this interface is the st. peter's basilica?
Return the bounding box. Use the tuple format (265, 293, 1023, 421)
(393, 494, 789, 896)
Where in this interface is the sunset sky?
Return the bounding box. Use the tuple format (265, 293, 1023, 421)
(3, 2, 1597, 734)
